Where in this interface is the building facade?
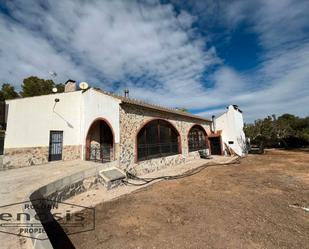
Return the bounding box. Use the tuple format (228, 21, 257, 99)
(3, 87, 219, 174)
(215, 105, 247, 157)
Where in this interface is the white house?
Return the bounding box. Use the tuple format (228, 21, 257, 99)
(214, 105, 247, 156)
(2, 81, 246, 172)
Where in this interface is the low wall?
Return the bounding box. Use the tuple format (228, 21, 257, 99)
(129, 154, 186, 175)
(23, 160, 118, 249)
(124, 150, 208, 176)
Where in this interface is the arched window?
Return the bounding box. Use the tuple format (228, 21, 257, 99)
(137, 119, 180, 161)
(188, 125, 207, 152)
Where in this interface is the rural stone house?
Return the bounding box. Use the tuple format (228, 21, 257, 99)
(2, 81, 246, 173)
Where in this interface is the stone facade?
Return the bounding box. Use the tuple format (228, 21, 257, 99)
(2, 145, 81, 169)
(119, 103, 211, 174)
(62, 145, 82, 161)
(3, 146, 49, 169)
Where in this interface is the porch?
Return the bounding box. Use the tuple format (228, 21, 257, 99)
(85, 118, 114, 163)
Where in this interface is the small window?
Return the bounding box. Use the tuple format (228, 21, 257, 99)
(188, 125, 208, 152)
(228, 141, 234, 144)
(48, 131, 63, 161)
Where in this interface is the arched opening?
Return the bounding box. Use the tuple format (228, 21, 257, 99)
(188, 125, 208, 152)
(85, 118, 114, 162)
(137, 119, 181, 161)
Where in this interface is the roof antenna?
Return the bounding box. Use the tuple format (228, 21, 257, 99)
(49, 71, 57, 78)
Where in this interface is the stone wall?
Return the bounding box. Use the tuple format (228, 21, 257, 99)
(46, 176, 97, 203)
(25, 161, 117, 249)
(62, 145, 82, 161)
(3, 146, 49, 169)
(2, 145, 82, 170)
(119, 103, 211, 174)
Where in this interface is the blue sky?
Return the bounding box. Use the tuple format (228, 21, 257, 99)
(0, 0, 308, 122)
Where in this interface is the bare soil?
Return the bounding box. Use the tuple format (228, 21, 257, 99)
(70, 150, 309, 249)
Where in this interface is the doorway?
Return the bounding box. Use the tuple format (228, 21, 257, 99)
(209, 137, 222, 155)
(85, 119, 114, 163)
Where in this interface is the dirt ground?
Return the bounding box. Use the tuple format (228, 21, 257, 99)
(69, 150, 309, 249)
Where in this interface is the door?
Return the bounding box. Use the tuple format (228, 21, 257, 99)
(49, 131, 63, 161)
(209, 137, 222, 155)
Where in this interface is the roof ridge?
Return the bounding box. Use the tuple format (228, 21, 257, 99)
(92, 88, 210, 122)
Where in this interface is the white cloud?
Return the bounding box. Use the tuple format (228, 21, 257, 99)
(252, 0, 309, 49)
(197, 43, 309, 120)
(1, 0, 218, 89)
(0, 0, 308, 122)
(218, 0, 309, 49)
(0, 13, 88, 87)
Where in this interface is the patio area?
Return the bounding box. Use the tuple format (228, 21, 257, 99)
(0, 156, 233, 249)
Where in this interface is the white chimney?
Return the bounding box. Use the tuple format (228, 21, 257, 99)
(64, 79, 76, 92)
(212, 115, 216, 133)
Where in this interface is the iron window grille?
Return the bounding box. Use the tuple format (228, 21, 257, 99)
(188, 126, 208, 152)
(137, 120, 180, 161)
(89, 143, 112, 163)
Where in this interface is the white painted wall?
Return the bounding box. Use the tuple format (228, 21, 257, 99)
(4, 89, 121, 157)
(4, 91, 83, 148)
(81, 89, 120, 144)
(215, 105, 247, 156)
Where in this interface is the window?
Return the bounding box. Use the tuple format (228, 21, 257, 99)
(137, 120, 180, 161)
(188, 125, 207, 152)
(48, 131, 63, 161)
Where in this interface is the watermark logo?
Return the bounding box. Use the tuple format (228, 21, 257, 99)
(0, 199, 95, 240)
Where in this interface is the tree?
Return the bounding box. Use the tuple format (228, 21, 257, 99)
(0, 83, 19, 101)
(55, 83, 65, 93)
(20, 76, 64, 97)
(244, 113, 309, 148)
